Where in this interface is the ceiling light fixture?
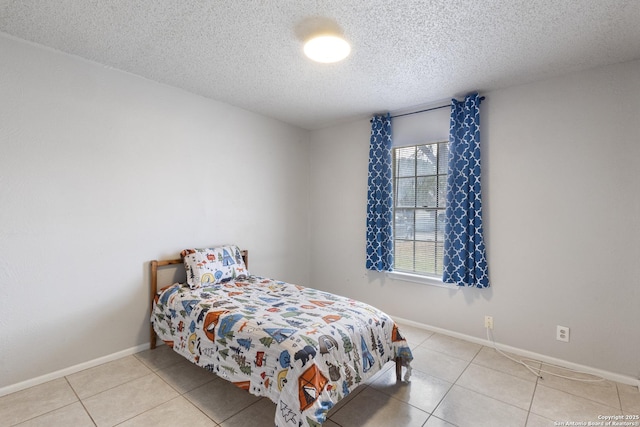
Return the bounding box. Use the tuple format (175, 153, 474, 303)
(304, 34, 351, 63)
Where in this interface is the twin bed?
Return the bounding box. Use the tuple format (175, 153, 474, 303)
(150, 245, 413, 426)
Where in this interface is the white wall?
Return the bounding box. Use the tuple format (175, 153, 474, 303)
(0, 34, 310, 390)
(309, 59, 640, 380)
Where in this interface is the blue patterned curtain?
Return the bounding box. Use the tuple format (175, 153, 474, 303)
(366, 114, 393, 271)
(443, 94, 490, 287)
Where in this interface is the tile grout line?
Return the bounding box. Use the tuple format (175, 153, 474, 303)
(329, 384, 436, 426)
(10, 400, 92, 427)
(87, 370, 170, 427)
(326, 384, 371, 421)
(217, 397, 272, 425)
(523, 371, 542, 426)
(431, 344, 536, 426)
(67, 356, 154, 400)
(64, 376, 98, 427)
(133, 349, 223, 425)
(178, 384, 223, 426)
(470, 347, 545, 383)
(10, 377, 98, 427)
(536, 375, 624, 410)
(410, 348, 472, 427)
(132, 349, 186, 373)
(76, 370, 157, 401)
(389, 335, 483, 425)
(431, 350, 476, 424)
(476, 343, 627, 416)
(104, 369, 193, 427)
(614, 382, 624, 413)
(414, 335, 483, 365)
(451, 359, 539, 414)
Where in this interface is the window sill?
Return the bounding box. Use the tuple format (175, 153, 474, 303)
(386, 271, 459, 289)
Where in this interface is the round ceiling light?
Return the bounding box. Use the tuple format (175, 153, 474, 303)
(303, 35, 351, 63)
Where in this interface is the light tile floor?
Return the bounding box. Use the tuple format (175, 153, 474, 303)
(2, 323, 639, 426)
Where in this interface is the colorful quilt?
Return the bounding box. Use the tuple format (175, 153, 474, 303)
(151, 275, 413, 426)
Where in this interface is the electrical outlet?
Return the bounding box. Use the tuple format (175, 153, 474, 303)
(556, 325, 570, 342)
(484, 315, 494, 329)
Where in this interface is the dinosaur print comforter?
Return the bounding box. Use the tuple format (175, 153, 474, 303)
(151, 275, 413, 427)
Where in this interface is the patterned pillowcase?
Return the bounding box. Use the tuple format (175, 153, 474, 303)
(181, 245, 249, 289)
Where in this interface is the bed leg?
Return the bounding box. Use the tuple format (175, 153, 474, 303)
(150, 260, 158, 350)
(395, 357, 402, 381)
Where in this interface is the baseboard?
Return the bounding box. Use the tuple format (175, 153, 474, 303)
(392, 315, 640, 388)
(0, 343, 150, 398)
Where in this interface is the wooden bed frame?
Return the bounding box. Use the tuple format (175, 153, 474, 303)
(149, 250, 248, 350)
(149, 249, 403, 380)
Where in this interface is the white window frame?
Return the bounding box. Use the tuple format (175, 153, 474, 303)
(390, 141, 455, 288)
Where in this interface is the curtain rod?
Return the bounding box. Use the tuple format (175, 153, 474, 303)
(391, 104, 449, 119)
(389, 96, 486, 119)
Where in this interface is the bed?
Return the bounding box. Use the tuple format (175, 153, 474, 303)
(150, 245, 413, 427)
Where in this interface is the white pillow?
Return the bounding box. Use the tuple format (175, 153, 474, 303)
(181, 245, 248, 289)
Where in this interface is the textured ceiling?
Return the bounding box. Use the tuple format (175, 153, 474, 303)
(1, 1, 639, 130)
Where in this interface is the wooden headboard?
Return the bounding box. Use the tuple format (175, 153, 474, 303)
(149, 249, 248, 349)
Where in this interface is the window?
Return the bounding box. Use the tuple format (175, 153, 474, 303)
(393, 142, 448, 277)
